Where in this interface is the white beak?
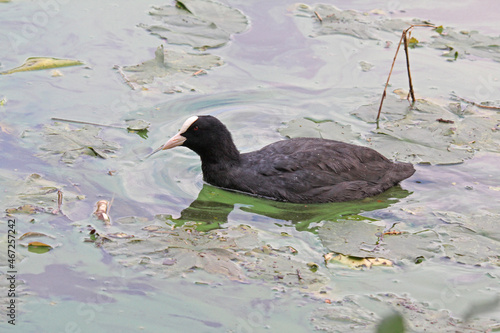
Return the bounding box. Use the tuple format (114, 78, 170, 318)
(147, 132, 186, 158)
(146, 116, 198, 159)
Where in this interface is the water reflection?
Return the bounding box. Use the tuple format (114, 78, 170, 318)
(158, 184, 412, 232)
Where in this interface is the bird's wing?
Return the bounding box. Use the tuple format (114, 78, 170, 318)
(245, 138, 389, 183)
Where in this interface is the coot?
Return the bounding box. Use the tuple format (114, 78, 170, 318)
(150, 115, 415, 203)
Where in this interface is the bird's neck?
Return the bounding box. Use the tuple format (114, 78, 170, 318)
(198, 140, 240, 166)
(198, 139, 240, 186)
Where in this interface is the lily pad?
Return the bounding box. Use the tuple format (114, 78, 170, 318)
(294, 4, 425, 40)
(140, 0, 248, 49)
(279, 118, 360, 142)
(348, 96, 499, 164)
(294, 4, 500, 62)
(368, 98, 499, 164)
(434, 211, 500, 242)
(1, 57, 83, 75)
(318, 220, 383, 258)
(319, 215, 500, 266)
(437, 224, 500, 266)
(27, 241, 53, 254)
(432, 212, 500, 265)
(25, 122, 120, 163)
(430, 29, 500, 62)
(125, 119, 150, 131)
(116, 45, 223, 90)
(319, 220, 442, 264)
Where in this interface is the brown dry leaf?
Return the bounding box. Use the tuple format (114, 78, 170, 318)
(28, 241, 52, 248)
(94, 200, 110, 223)
(19, 232, 55, 240)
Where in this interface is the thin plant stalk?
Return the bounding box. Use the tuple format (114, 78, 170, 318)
(376, 24, 435, 124)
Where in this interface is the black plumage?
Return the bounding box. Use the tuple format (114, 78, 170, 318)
(151, 115, 415, 203)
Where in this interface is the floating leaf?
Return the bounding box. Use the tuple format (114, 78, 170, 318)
(19, 232, 55, 240)
(28, 241, 53, 254)
(1, 57, 83, 75)
(116, 45, 223, 90)
(294, 4, 500, 62)
(6, 204, 39, 215)
(126, 119, 150, 139)
(28, 241, 52, 247)
(351, 96, 500, 164)
(319, 221, 383, 258)
(432, 212, 500, 265)
(2, 172, 83, 216)
(319, 213, 500, 267)
(126, 119, 150, 131)
(140, 0, 248, 49)
(319, 220, 442, 264)
(430, 29, 500, 61)
(28, 123, 120, 163)
(279, 118, 359, 142)
(407, 36, 419, 48)
(97, 222, 329, 290)
(294, 4, 425, 40)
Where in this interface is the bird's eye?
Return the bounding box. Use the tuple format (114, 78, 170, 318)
(193, 126, 199, 131)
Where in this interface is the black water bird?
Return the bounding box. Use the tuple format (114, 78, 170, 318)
(150, 115, 415, 203)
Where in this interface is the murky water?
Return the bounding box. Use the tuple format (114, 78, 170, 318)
(1, 0, 499, 332)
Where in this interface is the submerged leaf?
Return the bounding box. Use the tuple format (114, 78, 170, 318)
(141, 0, 248, 49)
(30, 123, 119, 163)
(351, 96, 500, 164)
(116, 45, 223, 90)
(311, 293, 498, 332)
(3, 173, 81, 215)
(376, 312, 405, 333)
(1, 57, 83, 75)
(98, 222, 329, 289)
